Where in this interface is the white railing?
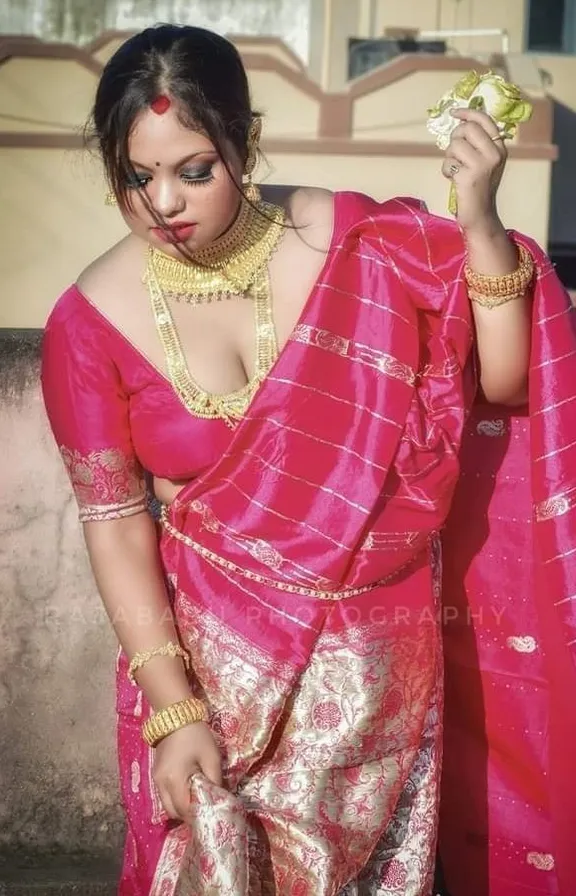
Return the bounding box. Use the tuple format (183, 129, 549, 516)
(419, 28, 510, 55)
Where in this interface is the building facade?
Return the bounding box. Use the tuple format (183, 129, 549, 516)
(0, 26, 557, 327)
(309, 0, 576, 281)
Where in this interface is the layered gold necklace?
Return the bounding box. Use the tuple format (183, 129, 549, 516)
(143, 197, 286, 427)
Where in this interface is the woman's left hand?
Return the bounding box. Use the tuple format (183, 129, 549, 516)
(443, 107, 507, 235)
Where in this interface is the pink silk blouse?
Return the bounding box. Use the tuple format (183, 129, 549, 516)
(41, 284, 237, 521)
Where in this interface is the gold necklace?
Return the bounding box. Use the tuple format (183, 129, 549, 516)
(145, 199, 285, 427)
(144, 198, 286, 303)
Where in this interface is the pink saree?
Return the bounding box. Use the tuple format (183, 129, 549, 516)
(41, 192, 576, 895)
(440, 282, 576, 890)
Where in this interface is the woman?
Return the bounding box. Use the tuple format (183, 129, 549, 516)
(41, 24, 576, 896)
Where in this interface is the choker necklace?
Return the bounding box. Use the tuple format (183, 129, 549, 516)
(144, 196, 286, 427)
(144, 197, 286, 304)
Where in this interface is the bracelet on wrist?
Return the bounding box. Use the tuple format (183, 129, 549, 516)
(142, 696, 208, 747)
(464, 243, 534, 309)
(127, 640, 190, 685)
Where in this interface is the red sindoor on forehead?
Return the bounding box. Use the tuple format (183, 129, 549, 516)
(150, 95, 171, 115)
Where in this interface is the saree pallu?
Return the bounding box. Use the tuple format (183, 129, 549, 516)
(440, 264, 576, 891)
(114, 193, 576, 895)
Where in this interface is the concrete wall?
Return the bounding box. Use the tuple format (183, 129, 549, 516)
(351, 68, 498, 141)
(0, 143, 553, 329)
(250, 70, 321, 137)
(0, 331, 123, 869)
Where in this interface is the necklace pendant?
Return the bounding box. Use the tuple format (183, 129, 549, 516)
(145, 199, 284, 425)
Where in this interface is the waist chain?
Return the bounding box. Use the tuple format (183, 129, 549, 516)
(160, 507, 400, 602)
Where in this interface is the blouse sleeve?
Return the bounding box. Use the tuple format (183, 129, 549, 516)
(41, 289, 147, 523)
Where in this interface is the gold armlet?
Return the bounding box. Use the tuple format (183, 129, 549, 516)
(127, 640, 190, 685)
(142, 697, 208, 747)
(464, 243, 534, 309)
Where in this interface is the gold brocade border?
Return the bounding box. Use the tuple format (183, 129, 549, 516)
(149, 826, 190, 896)
(79, 495, 147, 522)
(161, 508, 407, 600)
(291, 324, 417, 387)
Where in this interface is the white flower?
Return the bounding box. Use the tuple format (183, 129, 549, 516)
(426, 70, 533, 150)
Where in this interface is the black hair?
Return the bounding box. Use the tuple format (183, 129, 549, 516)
(87, 23, 257, 207)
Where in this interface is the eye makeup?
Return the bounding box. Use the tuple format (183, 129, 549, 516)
(124, 164, 215, 190)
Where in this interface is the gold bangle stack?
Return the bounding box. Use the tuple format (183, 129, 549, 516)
(464, 243, 535, 309)
(142, 696, 208, 747)
(127, 640, 190, 685)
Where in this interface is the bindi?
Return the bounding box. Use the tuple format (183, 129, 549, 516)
(150, 94, 171, 115)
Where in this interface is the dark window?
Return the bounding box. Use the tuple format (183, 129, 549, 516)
(348, 38, 446, 80)
(527, 0, 575, 53)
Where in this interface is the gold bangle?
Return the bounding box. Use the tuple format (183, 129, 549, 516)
(127, 640, 190, 685)
(142, 696, 208, 747)
(468, 289, 525, 309)
(464, 243, 534, 307)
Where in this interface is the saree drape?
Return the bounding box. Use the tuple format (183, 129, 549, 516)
(115, 192, 477, 896)
(440, 257, 576, 894)
(41, 192, 576, 896)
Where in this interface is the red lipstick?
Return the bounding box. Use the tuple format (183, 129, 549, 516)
(151, 222, 196, 242)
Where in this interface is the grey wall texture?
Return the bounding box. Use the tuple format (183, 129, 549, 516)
(0, 330, 123, 865)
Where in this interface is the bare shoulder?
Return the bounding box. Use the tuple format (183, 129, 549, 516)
(76, 234, 143, 309)
(262, 185, 334, 252)
(285, 186, 334, 230)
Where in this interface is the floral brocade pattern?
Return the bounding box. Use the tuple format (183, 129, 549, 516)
(161, 594, 441, 896)
(174, 780, 250, 896)
(60, 446, 146, 522)
(338, 535, 443, 896)
(341, 694, 441, 895)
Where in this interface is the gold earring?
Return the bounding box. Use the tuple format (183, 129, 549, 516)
(243, 117, 262, 203)
(105, 190, 118, 206)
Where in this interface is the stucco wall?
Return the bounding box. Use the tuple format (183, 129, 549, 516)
(0, 330, 123, 861)
(0, 144, 552, 329)
(1, 148, 125, 328)
(372, 0, 527, 55)
(262, 152, 551, 248)
(0, 57, 98, 132)
(351, 69, 494, 141)
(309, 0, 529, 90)
(249, 70, 321, 137)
